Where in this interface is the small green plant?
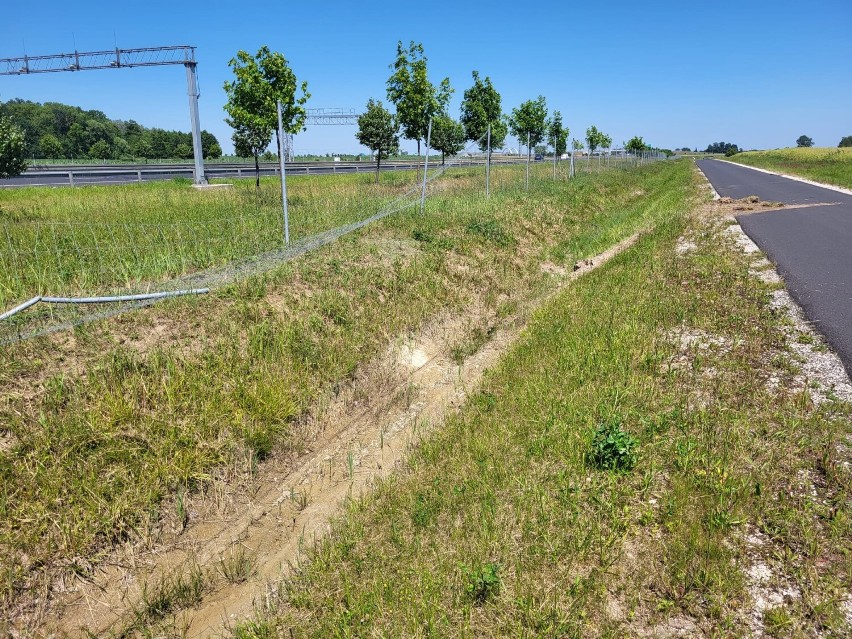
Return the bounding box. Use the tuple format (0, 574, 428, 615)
(589, 417, 639, 472)
(218, 546, 255, 584)
(462, 562, 501, 604)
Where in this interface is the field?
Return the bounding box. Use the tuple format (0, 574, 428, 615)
(728, 147, 852, 189)
(1, 157, 685, 633)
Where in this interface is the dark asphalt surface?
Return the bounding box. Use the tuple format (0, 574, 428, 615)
(697, 159, 852, 375)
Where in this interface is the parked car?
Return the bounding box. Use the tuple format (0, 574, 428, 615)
(534, 154, 543, 161)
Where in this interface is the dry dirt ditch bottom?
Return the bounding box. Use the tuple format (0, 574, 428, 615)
(46, 233, 644, 638)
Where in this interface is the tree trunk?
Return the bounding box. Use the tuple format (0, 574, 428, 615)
(254, 153, 260, 189)
(376, 151, 381, 185)
(441, 151, 445, 166)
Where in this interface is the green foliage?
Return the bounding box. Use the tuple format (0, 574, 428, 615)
(355, 99, 399, 183)
(430, 114, 465, 163)
(87, 139, 112, 160)
(0, 98, 220, 160)
(461, 562, 501, 604)
(585, 125, 611, 154)
(0, 115, 27, 178)
(546, 110, 569, 157)
(39, 133, 63, 158)
(509, 96, 548, 150)
(572, 138, 584, 151)
(725, 146, 739, 157)
(224, 46, 309, 184)
(704, 141, 739, 154)
(459, 71, 506, 152)
(839, 136, 852, 148)
(386, 41, 452, 154)
(589, 416, 639, 472)
(625, 136, 647, 154)
(796, 135, 813, 148)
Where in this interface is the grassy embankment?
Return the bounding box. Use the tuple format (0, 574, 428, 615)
(0, 159, 687, 624)
(236, 184, 851, 636)
(729, 147, 852, 190)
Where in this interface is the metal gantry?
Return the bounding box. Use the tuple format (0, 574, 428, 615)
(304, 108, 358, 126)
(0, 45, 208, 184)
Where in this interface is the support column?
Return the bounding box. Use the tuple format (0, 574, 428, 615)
(185, 62, 207, 185)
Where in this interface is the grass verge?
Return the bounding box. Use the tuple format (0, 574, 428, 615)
(729, 147, 852, 189)
(0, 159, 688, 627)
(245, 193, 851, 637)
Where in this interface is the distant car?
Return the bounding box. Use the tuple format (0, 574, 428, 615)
(534, 154, 543, 161)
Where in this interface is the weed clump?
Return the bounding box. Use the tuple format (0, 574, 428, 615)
(589, 417, 639, 472)
(461, 562, 501, 604)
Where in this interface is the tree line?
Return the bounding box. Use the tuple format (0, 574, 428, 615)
(0, 99, 222, 161)
(222, 42, 655, 185)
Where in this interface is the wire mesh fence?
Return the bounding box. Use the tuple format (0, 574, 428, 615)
(0, 135, 666, 343)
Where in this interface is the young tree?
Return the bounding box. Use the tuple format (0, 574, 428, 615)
(547, 110, 569, 159)
(386, 41, 452, 157)
(839, 136, 852, 147)
(224, 47, 309, 187)
(572, 138, 584, 152)
(431, 114, 465, 164)
(796, 135, 814, 148)
(459, 71, 507, 153)
(0, 116, 27, 178)
(585, 125, 603, 155)
(625, 136, 646, 154)
(355, 99, 399, 183)
(600, 132, 613, 151)
(509, 96, 548, 162)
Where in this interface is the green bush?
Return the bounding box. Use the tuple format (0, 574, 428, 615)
(589, 417, 639, 472)
(724, 147, 739, 157)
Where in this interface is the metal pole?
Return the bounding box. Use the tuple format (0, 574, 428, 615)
(569, 144, 575, 178)
(420, 118, 432, 215)
(525, 131, 530, 190)
(553, 136, 557, 180)
(277, 100, 290, 245)
(486, 123, 491, 199)
(184, 61, 207, 185)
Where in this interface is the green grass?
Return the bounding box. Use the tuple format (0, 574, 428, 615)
(729, 147, 852, 189)
(0, 158, 684, 624)
(244, 196, 849, 636)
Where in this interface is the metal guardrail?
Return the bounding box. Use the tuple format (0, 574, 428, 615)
(1, 158, 521, 187)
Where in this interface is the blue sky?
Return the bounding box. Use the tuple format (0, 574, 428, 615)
(2, 0, 850, 155)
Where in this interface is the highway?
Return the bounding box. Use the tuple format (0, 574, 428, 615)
(697, 159, 852, 374)
(0, 158, 504, 188)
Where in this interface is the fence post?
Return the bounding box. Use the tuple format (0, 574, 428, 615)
(69, 171, 74, 187)
(277, 99, 290, 245)
(137, 170, 142, 183)
(486, 124, 491, 199)
(525, 132, 530, 190)
(420, 118, 432, 215)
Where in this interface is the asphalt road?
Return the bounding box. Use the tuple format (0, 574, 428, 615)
(697, 159, 852, 375)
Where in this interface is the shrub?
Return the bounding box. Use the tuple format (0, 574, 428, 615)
(724, 147, 739, 157)
(590, 417, 639, 472)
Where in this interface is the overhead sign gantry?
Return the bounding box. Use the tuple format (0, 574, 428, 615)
(0, 45, 208, 184)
